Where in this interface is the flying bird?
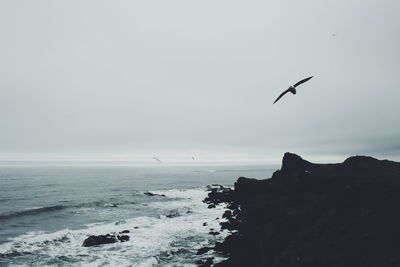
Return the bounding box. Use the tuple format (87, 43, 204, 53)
(273, 76, 313, 104)
(152, 157, 162, 163)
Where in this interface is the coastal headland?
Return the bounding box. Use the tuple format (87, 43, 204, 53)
(202, 153, 400, 267)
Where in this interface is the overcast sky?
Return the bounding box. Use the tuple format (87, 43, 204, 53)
(0, 0, 399, 163)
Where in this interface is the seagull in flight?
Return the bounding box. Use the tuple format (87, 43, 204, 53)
(152, 157, 162, 163)
(273, 76, 313, 104)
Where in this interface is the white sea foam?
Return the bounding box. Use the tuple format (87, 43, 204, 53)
(0, 188, 229, 266)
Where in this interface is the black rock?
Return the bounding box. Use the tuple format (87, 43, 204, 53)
(166, 211, 180, 218)
(203, 185, 233, 205)
(222, 210, 232, 219)
(117, 235, 130, 242)
(196, 247, 211, 255)
(144, 192, 166, 197)
(196, 257, 214, 267)
(82, 235, 117, 247)
(209, 231, 220, 235)
(104, 203, 118, 207)
(120, 230, 130, 234)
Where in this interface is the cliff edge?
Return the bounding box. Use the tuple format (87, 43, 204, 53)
(203, 153, 400, 267)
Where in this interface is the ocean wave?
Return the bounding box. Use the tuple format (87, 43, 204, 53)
(0, 189, 194, 223)
(0, 205, 67, 221)
(0, 188, 229, 266)
(0, 198, 145, 222)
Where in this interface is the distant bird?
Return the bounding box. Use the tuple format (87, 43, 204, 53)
(273, 76, 313, 104)
(152, 157, 162, 163)
(192, 156, 195, 161)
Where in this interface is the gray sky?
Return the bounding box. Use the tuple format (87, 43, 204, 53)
(0, 0, 399, 163)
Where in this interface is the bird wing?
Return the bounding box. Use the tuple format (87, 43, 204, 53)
(273, 88, 291, 104)
(293, 76, 313, 87)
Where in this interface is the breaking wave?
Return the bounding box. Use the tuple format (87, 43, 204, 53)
(0, 205, 67, 221)
(0, 188, 229, 266)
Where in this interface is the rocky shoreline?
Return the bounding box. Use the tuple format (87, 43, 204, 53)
(201, 153, 400, 267)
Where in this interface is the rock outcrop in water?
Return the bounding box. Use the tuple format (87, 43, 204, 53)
(203, 153, 400, 267)
(144, 192, 166, 197)
(82, 233, 130, 247)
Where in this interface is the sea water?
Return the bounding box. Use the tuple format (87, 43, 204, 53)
(0, 164, 274, 266)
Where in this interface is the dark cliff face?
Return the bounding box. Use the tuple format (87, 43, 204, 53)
(206, 153, 400, 267)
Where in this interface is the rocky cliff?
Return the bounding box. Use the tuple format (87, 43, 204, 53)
(203, 153, 400, 267)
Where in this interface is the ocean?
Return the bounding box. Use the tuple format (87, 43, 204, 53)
(0, 164, 274, 266)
